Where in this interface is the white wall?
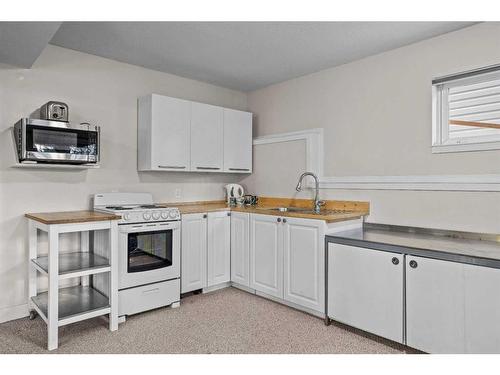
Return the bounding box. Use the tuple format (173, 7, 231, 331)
(3, 23, 500, 323)
(243, 22, 500, 233)
(0, 45, 248, 321)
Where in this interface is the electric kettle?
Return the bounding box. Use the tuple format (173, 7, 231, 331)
(224, 184, 245, 203)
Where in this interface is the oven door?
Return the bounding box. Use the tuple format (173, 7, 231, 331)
(21, 119, 99, 163)
(118, 221, 180, 290)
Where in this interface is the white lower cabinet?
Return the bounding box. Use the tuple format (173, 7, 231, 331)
(406, 255, 500, 354)
(283, 217, 325, 312)
(464, 263, 500, 353)
(230, 212, 250, 287)
(207, 211, 231, 287)
(181, 213, 207, 293)
(249, 213, 326, 312)
(181, 211, 231, 294)
(250, 214, 283, 298)
(328, 243, 404, 343)
(406, 255, 465, 353)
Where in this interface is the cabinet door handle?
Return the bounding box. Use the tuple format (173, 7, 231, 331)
(203, 214, 207, 219)
(196, 166, 221, 170)
(391, 257, 399, 265)
(409, 260, 418, 269)
(158, 165, 186, 169)
(282, 218, 287, 223)
(277, 217, 281, 222)
(227, 212, 231, 217)
(229, 168, 250, 171)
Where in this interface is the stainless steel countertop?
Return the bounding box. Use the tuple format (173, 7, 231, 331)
(326, 223, 500, 268)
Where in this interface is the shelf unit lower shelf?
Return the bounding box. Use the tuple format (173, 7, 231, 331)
(31, 285, 110, 327)
(31, 252, 110, 279)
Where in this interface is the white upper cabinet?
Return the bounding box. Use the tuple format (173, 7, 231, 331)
(138, 94, 191, 171)
(190, 102, 224, 172)
(223, 108, 253, 173)
(138, 94, 252, 173)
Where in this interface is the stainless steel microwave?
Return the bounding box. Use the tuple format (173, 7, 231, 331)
(13, 118, 100, 164)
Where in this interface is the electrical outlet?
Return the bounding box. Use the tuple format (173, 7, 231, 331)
(175, 189, 182, 199)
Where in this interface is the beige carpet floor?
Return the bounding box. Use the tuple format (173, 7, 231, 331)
(0, 287, 410, 354)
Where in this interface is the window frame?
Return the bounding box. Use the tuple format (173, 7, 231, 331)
(432, 69, 500, 153)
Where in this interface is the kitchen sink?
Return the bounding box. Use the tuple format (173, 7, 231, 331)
(269, 207, 311, 213)
(255, 206, 355, 215)
(254, 206, 311, 213)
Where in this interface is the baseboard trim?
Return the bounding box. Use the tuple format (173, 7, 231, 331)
(230, 283, 325, 319)
(202, 281, 231, 294)
(255, 290, 325, 319)
(231, 282, 256, 294)
(0, 303, 28, 324)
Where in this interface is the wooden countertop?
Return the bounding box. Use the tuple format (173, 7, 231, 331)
(161, 197, 370, 223)
(25, 210, 121, 225)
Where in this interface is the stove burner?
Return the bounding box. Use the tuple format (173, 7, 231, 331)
(140, 204, 162, 209)
(105, 206, 132, 210)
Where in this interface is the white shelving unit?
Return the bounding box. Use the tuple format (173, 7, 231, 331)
(27, 214, 119, 351)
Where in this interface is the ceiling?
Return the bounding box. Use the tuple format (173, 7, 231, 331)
(1, 22, 476, 91)
(0, 22, 61, 67)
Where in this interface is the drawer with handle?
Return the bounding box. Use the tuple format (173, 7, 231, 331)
(118, 279, 180, 316)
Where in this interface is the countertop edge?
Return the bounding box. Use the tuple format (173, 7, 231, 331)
(173, 205, 368, 223)
(326, 232, 500, 269)
(25, 211, 121, 225)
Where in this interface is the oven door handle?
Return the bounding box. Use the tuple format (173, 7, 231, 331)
(119, 222, 180, 233)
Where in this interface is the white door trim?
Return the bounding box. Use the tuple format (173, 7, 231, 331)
(253, 129, 500, 192)
(253, 128, 323, 177)
(319, 175, 500, 192)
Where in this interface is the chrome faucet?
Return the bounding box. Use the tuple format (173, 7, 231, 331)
(295, 172, 325, 213)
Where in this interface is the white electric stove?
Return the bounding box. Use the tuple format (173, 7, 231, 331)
(94, 192, 181, 319)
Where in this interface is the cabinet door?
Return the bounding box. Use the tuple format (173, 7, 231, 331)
(328, 244, 404, 343)
(181, 213, 207, 293)
(464, 264, 500, 353)
(283, 217, 325, 312)
(190, 102, 223, 172)
(223, 108, 252, 173)
(406, 255, 465, 353)
(207, 211, 231, 287)
(230, 212, 250, 287)
(151, 95, 191, 171)
(250, 214, 283, 298)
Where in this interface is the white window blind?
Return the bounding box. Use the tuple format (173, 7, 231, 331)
(432, 65, 500, 153)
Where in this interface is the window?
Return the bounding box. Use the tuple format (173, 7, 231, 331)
(432, 65, 500, 153)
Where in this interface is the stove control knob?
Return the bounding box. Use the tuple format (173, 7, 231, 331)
(161, 211, 169, 219)
(169, 210, 178, 219)
(143, 212, 151, 221)
(152, 212, 160, 220)
(123, 213, 130, 221)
